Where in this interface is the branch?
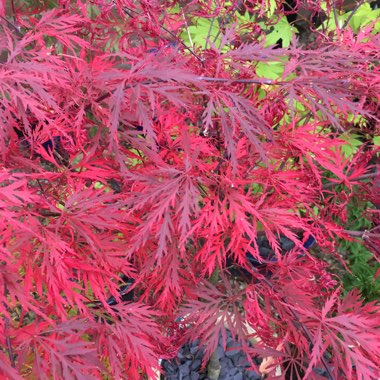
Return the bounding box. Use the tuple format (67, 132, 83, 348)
(161, 23, 204, 63)
(3, 285, 15, 368)
(322, 172, 377, 190)
(342, 0, 365, 30)
(332, 0, 340, 30)
(4, 317, 15, 368)
(206, 267, 221, 379)
(207, 350, 221, 379)
(83, 80, 153, 113)
(204, 16, 215, 50)
(344, 229, 380, 240)
(83, 75, 280, 114)
(121, 4, 204, 63)
(0, 16, 23, 39)
(38, 209, 62, 217)
(197, 76, 285, 85)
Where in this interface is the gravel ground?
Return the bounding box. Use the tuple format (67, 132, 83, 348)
(161, 330, 261, 380)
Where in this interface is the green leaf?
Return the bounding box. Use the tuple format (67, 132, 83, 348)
(320, 3, 380, 33)
(349, 3, 380, 33)
(320, 11, 347, 31)
(181, 17, 220, 49)
(256, 61, 284, 79)
(264, 17, 295, 47)
(340, 133, 362, 158)
(236, 11, 253, 24)
(266, 0, 277, 17)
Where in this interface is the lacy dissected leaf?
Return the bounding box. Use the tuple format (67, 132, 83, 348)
(203, 90, 271, 168)
(14, 320, 102, 380)
(93, 303, 162, 379)
(282, 46, 376, 129)
(137, 245, 186, 312)
(180, 279, 248, 363)
(0, 351, 23, 380)
(298, 289, 380, 379)
(23, 9, 89, 52)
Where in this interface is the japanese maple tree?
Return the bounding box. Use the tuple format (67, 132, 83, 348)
(0, 0, 379, 379)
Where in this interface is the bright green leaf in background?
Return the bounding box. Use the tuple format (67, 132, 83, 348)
(348, 3, 380, 33)
(340, 133, 363, 158)
(320, 2, 380, 32)
(264, 17, 296, 47)
(181, 17, 221, 49)
(256, 61, 284, 79)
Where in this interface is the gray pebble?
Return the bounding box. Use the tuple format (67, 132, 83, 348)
(195, 349, 204, 360)
(163, 362, 177, 373)
(231, 354, 240, 365)
(190, 359, 201, 371)
(280, 238, 295, 251)
(230, 368, 239, 376)
(190, 372, 200, 380)
(225, 348, 240, 357)
(161, 329, 262, 380)
(259, 246, 274, 258)
(217, 345, 225, 359)
(220, 361, 229, 374)
(179, 362, 191, 375)
(218, 373, 230, 380)
(245, 370, 262, 379)
(235, 354, 248, 367)
(178, 351, 185, 359)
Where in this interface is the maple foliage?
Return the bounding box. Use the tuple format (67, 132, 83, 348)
(0, 0, 379, 379)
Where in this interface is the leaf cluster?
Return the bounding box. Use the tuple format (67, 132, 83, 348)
(0, 1, 379, 379)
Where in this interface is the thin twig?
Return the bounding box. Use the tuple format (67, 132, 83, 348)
(84, 92, 112, 112)
(121, 5, 204, 63)
(212, 156, 227, 174)
(83, 75, 281, 114)
(160, 23, 204, 63)
(197, 76, 285, 85)
(344, 230, 380, 239)
(4, 317, 16, 368)
(332, 0, 340, 30)
(342, 0, 364, 30)
(287, 307, 334, 379)
(207, 268, 221, 379)
(353, 172, 378, 182)
(204, 17, 215, 50)
(38, 209, 62, 217)
(211, 1, 240, 46)
(83, 79, 157, 113)
(0, 15, 23, 38)
(181, 8, 195, 52)
(3, 285, 15, 368)
(10, 0, 16, 21)
(121, 6, 134, 18)
(322, 172, 377, 190)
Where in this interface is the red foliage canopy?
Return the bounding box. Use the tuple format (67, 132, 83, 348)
(0, 0, 379, 379)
